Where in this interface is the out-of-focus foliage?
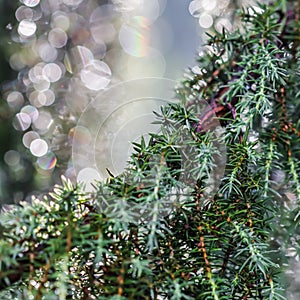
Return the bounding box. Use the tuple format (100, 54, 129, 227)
(0, 0, 300, 298)
(0, 1, 36, 205)
(0, 0, 267, 207)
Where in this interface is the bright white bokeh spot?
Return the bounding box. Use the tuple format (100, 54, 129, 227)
(199, 13, 213, 28)
(48, 28, 68, 48)
(23, 0, 40, 7)
(13, 112, 31, 131)
(18, 19, 37, 37)
(201, 0, 217, 11)
(188, 0, 202, 18)
(30, 138, 48, 157)
(43, 63, 63, 82)
(77, 168, 101, 192)
(23, 131, 40, 148)
(80, 60, 111, 90)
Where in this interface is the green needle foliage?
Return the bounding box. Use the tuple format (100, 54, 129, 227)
(1, 0, 300, 299)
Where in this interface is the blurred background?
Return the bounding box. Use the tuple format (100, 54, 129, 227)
(0, 0, 251, 205)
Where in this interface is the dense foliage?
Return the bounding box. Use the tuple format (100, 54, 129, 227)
(1, 0, 300, 299)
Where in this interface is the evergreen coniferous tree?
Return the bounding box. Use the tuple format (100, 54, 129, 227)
(1, 0, 300, 299)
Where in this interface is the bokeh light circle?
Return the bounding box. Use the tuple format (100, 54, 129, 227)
(33, 78, 51, 92)
(80, 60, 111, 90)
(37, 152, 57, 170)
(23, 131, 40, 148)
(13, 112, 31, 131)
(6, 91, 24, 109)
(32, 110, 53, 133)
(201, 0, 217, 11)
(23, 0, 40, 8)
(18, 19, 37, 37)
(48, 28, 68, 48)
(4, 150, 21, 167)
(119, 16, 150, 57)
(188, 0, 202, 18)
(38, 42, 58, 62)
(42, 63, 63, 82)
(90, 23, 116, 45)
(16, 6, 34, 21)
(51, 11, 70, 31)
(199, 13, 213, 28)
(21, 105, 39, 122)
(30, 138, 48, 157)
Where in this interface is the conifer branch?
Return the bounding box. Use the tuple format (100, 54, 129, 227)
(1, 1, 300, 299)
